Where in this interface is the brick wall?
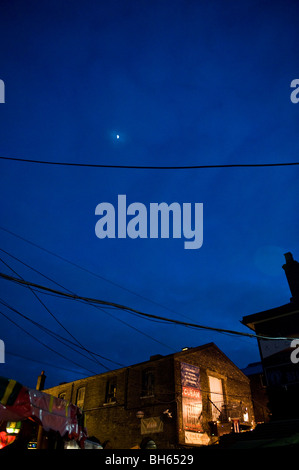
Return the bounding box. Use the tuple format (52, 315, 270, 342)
(174, 345, 255, 445)
(45, 343, 255, 448)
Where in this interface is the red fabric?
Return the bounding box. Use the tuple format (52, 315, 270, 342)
(0, 383, 87, 445)
(0, 386, 31, 421)
(0, 432, 16, 449)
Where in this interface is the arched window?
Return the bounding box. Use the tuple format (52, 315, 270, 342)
(58, 391, 66, 401)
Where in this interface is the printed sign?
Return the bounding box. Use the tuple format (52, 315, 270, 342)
(180, 363, 202, 433)
(141, 417, 163, 435)
(185, 431, 210, 445)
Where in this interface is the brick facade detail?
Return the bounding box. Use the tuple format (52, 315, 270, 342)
(45, 343, 255, 448)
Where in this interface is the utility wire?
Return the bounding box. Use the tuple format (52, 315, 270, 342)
(0, 256, 109, 371)
(0, 308, 98, 376)
(1, 272, 297, 342)
(0, 245, 255, 348)
(5, 351, 95, 377)
(0, 227, 197, 323)
(0, 297, 123, 368)
(0, 247, 176, 352)
(1, 155, 299, 169)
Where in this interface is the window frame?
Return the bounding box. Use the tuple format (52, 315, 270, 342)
(208, 375, 225, 422)
(75, 386, 86, 410)
(105, 377, 117, 404)
(141, 368, 155, 398)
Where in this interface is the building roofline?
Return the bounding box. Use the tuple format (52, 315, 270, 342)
(45, 342, 248, 391)
(174, 342, 250, 382)
(241, 301, 299, 331)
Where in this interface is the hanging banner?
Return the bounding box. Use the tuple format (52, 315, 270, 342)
(180, 363, 202, 433)
(0, 377, 87, 446)
(141, 417, 163, 435)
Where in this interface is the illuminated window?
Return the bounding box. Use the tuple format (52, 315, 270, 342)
(208, 376, 224, 421)
(141, 368, 155, 397)
(105, 377, 117, 403)
(76, 387, 86, 410)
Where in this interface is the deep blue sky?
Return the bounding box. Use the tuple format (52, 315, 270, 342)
(0, 0, 298, 389)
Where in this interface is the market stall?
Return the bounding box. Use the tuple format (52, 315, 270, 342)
(0, 376, 87, 449)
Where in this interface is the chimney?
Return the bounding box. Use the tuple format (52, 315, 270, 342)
(36, 370, 46, 391)
(282, 252, 299, 303)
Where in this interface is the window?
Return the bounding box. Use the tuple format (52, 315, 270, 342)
(141, 368, 155, 397)
(208, 376, 224, 421)
(76, 387, 85, 410)
(105, 377, 117, 404)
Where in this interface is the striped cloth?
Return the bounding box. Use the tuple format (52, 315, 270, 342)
(0, 377, 23, 407)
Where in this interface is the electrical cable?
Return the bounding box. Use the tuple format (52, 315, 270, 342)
(0, 256, 110, 371)
(0, 227, 197, 323)
(0, 232, 260, 351)
(0, 228, 276, 345)
(0, 308, 98, 376)
(0, 247, 176, 352)
(1, 271, 298, 342)
(0, 297, 124, 368)
(1, 155, 298, 169)
(5, 351, 95, 376)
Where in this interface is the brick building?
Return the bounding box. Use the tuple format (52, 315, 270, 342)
(45, 343, 255, 449)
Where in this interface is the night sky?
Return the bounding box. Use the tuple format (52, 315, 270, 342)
(0, 0, 298, 390)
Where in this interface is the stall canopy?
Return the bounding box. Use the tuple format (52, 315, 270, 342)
(0, 377, 87, 445)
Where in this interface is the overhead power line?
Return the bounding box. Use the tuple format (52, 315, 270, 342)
(0, 226, 194, 321)
(0, 256, 109, 370)
(0, 247, 176, 352)
(5, 350, 94, 377)
(1, 271, 297, 343)
(0, 307, 98, 376)
(0, 297, 124, 367)
(0, 155, 298, 169)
